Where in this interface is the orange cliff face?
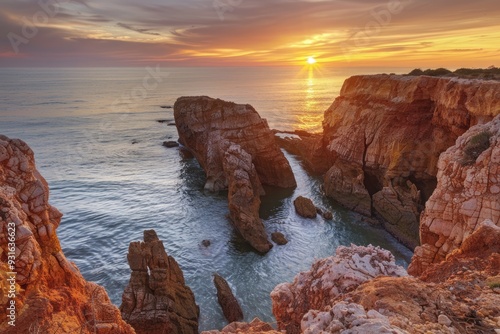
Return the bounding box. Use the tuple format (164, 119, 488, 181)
(0, 135, 135, 334)
(318, 74, 500, 249)
(409, 114, 500, 276)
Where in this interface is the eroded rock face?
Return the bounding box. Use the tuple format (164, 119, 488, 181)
(320, 75, 500, 248)
(222, 142, 272, 253)
(174, 96, 296, 191)
(271, 221, 500, 334)
(270, 244, 407, 333)
(174, 97, 296, 253)
(408, 115, 500, 276)
(201, 318, 282, 334)
(0, 135, 134, 334)
(120, 230, 199, 334)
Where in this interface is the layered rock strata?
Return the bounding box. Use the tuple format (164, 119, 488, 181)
(409, 114, 500, 275)
(318, 75, 500, 248)
(0, 135, 134, 334)
(120, 230, 199, 334)
(174, 97, 296, 253)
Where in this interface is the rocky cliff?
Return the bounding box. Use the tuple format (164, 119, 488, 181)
(270, 244, 408, 333)
(120, 230, 199, 334)
(319, 75, 500, 248)
(174, 96, 296, 253)
(0, 135, 134, 334)
(270, 220, 500, 334)
(408, 114, 500, 275)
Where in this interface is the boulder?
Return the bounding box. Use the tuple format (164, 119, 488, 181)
(293, 196, 317, 218)
(120, 230, 199, 334)
(163, 140, 179, 148)
(0, 135, 134, 334)
(271, 232, 288, 245)
(213, 274, 244, 324)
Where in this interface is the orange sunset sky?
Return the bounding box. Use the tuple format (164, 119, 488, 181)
(0, 0, 499, 67)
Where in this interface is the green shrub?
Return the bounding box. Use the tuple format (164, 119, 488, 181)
(408, 68, 424, 76)
(461, 131, 492, 165)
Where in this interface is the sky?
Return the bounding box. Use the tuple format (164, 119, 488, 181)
(0, 0, 499, 67)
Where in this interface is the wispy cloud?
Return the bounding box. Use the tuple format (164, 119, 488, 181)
(0, 0, 499, 67)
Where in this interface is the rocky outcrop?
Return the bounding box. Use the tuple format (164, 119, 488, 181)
(202, 318, 282, 334)
(120, 230, 199, 334)
(293, 196, 317, 218)
(0, 135, 134, 334)
(270, 244, 407, 333)
(223, 142, 272, 253)
(213, 274, 244, 324)
(271, 232, 288, 245)
(174, 97, 296, 253)
(408, 115, 500, 276)
(319, 75, 500, 248)
(271, 221, 500, 334)
(174, 96, 296, 191)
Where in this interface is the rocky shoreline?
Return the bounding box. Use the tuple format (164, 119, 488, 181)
(1, 74, 499, 333)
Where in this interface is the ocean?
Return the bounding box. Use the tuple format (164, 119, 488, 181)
(0, 66, 413, 330)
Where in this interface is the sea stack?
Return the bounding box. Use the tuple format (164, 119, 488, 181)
(173, 96, 296, 253)
(120, 230, 199, 334)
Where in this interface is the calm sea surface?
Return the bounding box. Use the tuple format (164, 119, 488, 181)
(0, 67, 413, 330)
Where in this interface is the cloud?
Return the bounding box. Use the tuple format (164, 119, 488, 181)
(0, 0, 499, 66)
(116, 23, 161, 36)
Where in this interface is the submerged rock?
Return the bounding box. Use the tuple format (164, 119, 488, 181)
(163, 140, 180, 148)
(120, 230, 199, 334)
(213, 274, 244, 324)
(322, 210, 333, 220)
(409, 115, 500, 276)
(271, 232, 288, 245)
(174, 96, 295, 253)
(316, 75, 500, 248)
(293, 196, 317, 218)
(0, 135, 134, 334)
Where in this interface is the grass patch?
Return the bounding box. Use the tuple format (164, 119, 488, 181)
(461, 131, 492, 165)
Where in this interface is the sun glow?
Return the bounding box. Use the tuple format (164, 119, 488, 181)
(307, 56, 317, 65)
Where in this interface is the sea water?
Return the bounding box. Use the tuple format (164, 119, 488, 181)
(0, 66, 413, 330)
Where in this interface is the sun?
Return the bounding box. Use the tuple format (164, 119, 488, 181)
(307, 56, 317, 65)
